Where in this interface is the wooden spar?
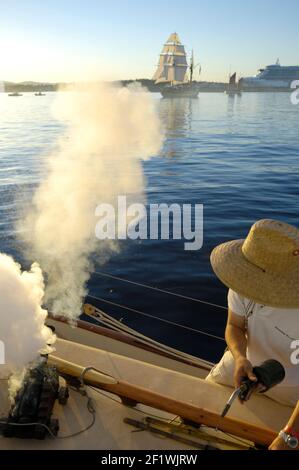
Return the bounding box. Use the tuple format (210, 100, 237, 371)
(48, 355, 117, 385)
(49, 355, 277, 447)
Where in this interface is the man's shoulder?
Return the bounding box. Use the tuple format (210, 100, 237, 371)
(228, 289, 248, 316)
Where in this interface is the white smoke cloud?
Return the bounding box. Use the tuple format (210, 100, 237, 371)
(20, 83, 163, 319)
(0, 253, 55, 379)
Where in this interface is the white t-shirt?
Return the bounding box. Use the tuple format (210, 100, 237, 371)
(228, 289, 299, 388)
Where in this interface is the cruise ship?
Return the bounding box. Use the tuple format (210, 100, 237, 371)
(240, 60, 299, 90)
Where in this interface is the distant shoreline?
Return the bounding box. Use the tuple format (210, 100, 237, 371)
(1, 79, 227, 93)
(0, 80, 292, 93)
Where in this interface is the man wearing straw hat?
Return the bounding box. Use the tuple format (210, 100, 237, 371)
(207, 219, 299, 450)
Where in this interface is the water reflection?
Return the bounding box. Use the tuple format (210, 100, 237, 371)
(1, 92, 299, 361)
(158, 98, 198, 157)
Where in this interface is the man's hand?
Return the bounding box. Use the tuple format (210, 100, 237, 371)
(226, 310, 255, 394)
(269, 435, 296, 451)
(234, 357, 266, 402)
(234, 356, 257, 388)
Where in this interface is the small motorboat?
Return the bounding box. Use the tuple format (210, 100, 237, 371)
(35, 91, 46, 96)
(8, 92, 23, 97)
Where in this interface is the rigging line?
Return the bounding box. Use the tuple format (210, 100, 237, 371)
(87, 294, 225, 342)
(87, 306, 206, 363)
(88, 385, 181, 423)
(85, 304, 215, 366)
(84, 311, 214, 367)
(87, 305, 213, 367)
(92, 270, 227, 311)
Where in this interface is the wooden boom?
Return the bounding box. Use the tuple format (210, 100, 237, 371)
(49, 355, 277, 447)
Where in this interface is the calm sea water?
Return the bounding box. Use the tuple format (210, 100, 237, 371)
(1, 91, 299, 362)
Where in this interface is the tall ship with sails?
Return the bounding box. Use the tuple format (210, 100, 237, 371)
(153, 33, 201, 98)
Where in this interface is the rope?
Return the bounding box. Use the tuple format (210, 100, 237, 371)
(84, 309, 214, 367)
(87, 294, 225, 342)
(92, 270, 227, 311)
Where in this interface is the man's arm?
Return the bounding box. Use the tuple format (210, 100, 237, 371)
(225, 309, 257, 388)
(226, 310, 299, 451)
(287, 401, 299, 430)
(269, 401, 299, 450)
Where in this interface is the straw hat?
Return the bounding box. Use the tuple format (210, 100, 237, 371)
(210, 219, 299, 308)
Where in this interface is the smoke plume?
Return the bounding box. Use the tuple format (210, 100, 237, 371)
(20, 83, 163, 319)
(0, 253, 55, 380)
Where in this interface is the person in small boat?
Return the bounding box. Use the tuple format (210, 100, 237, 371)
(207, 219, 299, 450)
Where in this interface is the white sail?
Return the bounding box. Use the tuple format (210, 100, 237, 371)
(153, 33, 189, 85)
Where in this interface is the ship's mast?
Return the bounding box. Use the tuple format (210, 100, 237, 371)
(190, 50, 194, 83)
(189, 51, 202, 83)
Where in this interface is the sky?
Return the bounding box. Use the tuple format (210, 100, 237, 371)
(1, 0, 299, 83)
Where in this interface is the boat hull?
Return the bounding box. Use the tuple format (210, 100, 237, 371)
(0, 335, 292, 450)
(240, 77, 297, 91)
(225, 87, 242, 96)
(160, 83, 201, 98)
